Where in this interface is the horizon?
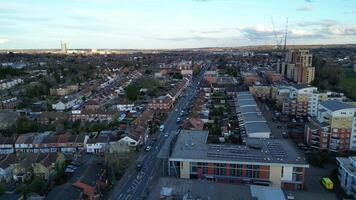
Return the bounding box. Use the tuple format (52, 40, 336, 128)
(1, 0, 356, 49)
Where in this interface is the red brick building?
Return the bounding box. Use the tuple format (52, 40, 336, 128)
(148, 95, 173, 110)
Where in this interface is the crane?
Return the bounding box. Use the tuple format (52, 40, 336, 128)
(271, 17, 282, 50)
(270, 17, 288, 51)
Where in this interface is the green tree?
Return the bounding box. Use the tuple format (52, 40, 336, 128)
(16, 117, 39, 134)
(55, 153, 66, 175)
(0, 183, 4, 196)
(125, 84, 140, 101)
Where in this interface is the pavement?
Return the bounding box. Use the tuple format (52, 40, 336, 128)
(108, 63, 211, 200)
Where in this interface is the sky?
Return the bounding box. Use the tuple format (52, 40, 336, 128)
(0, 0, 356, 49)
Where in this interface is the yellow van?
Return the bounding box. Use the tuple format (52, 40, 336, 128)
(321, 177, 334, 190)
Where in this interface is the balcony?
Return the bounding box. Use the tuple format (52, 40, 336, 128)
(331, 134, 340, 139)
(311, 134, 320, 139)
(311, 140, 320, 145)
(330, 138, 340, 144)
(352, 184, 356, 193)
(329, 144, 339, 151)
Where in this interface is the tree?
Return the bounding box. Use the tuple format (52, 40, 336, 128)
(55, 153, 66, 175)
(0, 183, 4, 196)
(171, 72, 183, 79)
(125, 84, 140, 101)
(16, 117, 39, 134)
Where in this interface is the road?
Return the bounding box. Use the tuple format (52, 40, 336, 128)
(109, 63, 210, 200)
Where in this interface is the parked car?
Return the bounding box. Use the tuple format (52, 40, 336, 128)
(145, 146, 152, 151)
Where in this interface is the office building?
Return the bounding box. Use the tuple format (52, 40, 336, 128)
(165, 130, 309, 190)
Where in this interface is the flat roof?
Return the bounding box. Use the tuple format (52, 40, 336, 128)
(336, 157, 356, 177)
(147, 177, 255, 200)
(245, 123, 271, 135)
(240, 106, 260, 114)
(169, 130, 308, 166)
(242, 113, 267, 123)
(320, 100, 356, 112)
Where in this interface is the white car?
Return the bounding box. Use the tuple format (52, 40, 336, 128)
(145, 146, 152, 151)
(164, 132, 169, 137)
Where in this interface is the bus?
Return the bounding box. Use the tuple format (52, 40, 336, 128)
(321, 177, 334, 190)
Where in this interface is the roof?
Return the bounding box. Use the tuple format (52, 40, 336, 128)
(250, 185, 286, 200)
(15, 133, 36, 144)
(235, 92, 271, 137)
(0, 154, 18, 169)
(169, 130, 308, 166)
(336, 156, 356, 177)
(291, 84, 312, 90)
(147, 177, 255, 200)
(320, 100, 356, 112)
(0, 137, 16, 145)
(87, 136, 108, 144)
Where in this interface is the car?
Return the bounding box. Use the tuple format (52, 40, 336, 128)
(65, 168, 75, 173)
(145, 146, 152, 151)
(176, 117, 181, 123)
(136, 164, 143, 171)
(175, 108, 179, 112)
(277, 125, 282, 129)
(66, 165, 77, 169)
(164, 132, 169, 137)
(321, 177, 334, 190)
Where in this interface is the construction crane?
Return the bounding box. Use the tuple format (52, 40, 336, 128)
(270, 17, 288, 51)
(283, 17, 289, 54)
(271, 17, 283, 50)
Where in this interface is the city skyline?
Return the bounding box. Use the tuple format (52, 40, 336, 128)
(1, 0, 356, 49)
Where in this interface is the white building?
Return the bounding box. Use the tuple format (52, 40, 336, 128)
(86, 137, 108, 153)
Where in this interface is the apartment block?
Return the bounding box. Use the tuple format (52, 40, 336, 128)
(282, 84, 345, 118)
(336, 157, 356, 198)
(277, 50, 315, 84)
(305, 100, 356, 152)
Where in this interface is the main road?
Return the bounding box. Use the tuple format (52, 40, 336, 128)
(109, 63, 210, 200)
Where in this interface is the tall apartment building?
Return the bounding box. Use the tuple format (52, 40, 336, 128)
(277, 50, 315, 84)
(282, 85, 345, 118)
(163, 130, 308, 190)
(305, 100, 356, 152)
(282, 85, 318, 118)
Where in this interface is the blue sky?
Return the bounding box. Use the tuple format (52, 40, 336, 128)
(0, 0, 356, 49)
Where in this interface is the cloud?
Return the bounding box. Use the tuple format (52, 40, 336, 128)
(326, 26, 356, 35)
(239, 25, 276, 40)
(304, 0, 313, 2)
(0, 38, 9, 44)
(297, 19, 338, 27)
(297, 5, 315, 12)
